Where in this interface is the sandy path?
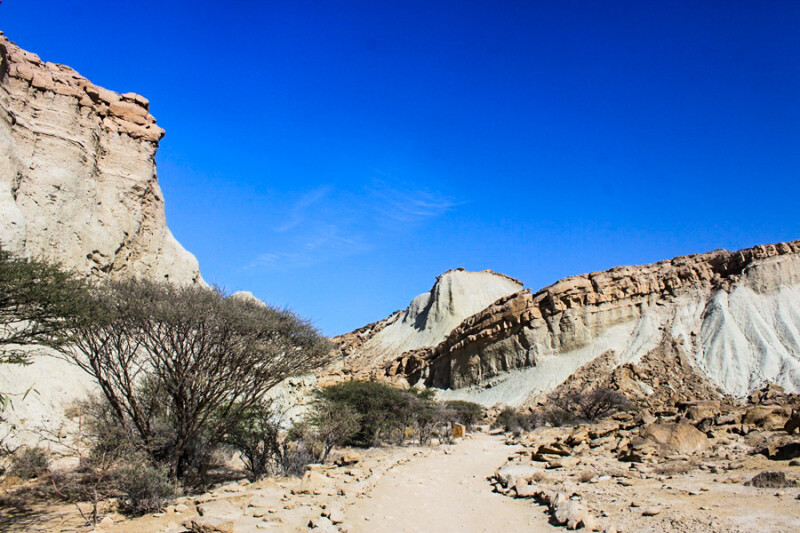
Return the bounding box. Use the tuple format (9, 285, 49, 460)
(346, 433, 557, 533)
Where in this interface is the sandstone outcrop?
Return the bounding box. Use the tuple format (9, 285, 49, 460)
(380, 241, 800, 403)
(0, 33, 201, 283)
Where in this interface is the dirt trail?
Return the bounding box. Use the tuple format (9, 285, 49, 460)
(346, 433, 557, 533)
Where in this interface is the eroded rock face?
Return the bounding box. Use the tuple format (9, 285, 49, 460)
(379, 241, 800, 402)
(329, 269, 523, 382)
(0, 33, 201, 284)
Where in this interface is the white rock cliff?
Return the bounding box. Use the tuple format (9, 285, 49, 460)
(0, 33, 201, 283)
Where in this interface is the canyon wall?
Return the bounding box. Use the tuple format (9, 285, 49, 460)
(336, 242, 800, 406)
(0, 32, 201, 284)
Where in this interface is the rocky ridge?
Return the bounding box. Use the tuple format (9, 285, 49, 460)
(328, 268, 523, 383)
(336, 241, 800, 405)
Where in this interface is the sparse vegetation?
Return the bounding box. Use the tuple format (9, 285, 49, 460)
(549, 387, 632, 422)
(115, 462, 176, 515)
(492, 406, 542, 432)
(307, 400, 361, 462)
(0, 247, 91, 447)
(9, 446, 50, 479)
(298, 381, 473, 455)
(316, 381, 420, 447)
(60, 278, 331, 484)
(443, 400, 485, 430)
(0, 247, 90, 363)
(223, 401, 284, 481)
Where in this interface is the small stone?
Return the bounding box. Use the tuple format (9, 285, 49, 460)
(642, 507, 662, 516)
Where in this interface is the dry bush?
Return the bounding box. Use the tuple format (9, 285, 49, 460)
(9, 446, 50, 479)
(115, 462, 175, 515)
(60, 279, 330, 483)
(549, 387, 632, 422)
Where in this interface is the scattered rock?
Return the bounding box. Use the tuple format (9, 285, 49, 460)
(745, 471, 797, 488)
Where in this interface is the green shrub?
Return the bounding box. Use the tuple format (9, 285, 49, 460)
(116, 462, 176, 516)
(224, 401, 283, 480)
(492, 407, 542, 432)
(308, 400, 361, 462)
(318, 381, 416, 447)
(444, 400, 485, 430)
(10, 446, 50, 479)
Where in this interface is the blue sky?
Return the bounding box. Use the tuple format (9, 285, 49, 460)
(3, 1, 799, 335)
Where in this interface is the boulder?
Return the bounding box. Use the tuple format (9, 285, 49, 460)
(681, 400, 721, 422)
(335, 452, 361, 466)
(638, 422, 711, 455)
(183, 518, 235, 533)
(743, 406, 791, 430)
(495, 464, 539, 487)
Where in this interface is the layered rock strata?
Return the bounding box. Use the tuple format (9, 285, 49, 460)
(0, 33, 201, 283)
(329, 269, 523, 382)
(382, 241, 800, 402)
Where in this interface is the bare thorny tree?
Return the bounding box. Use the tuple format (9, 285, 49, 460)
(59, 279, 331, 482)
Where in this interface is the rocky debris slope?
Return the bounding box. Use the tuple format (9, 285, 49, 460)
(328, 269, 522, 382)
(0, 33, 201, 283)
(382, 241, 800, 403)
(528, 338, 729, 412)
(490, 385, 800, 532)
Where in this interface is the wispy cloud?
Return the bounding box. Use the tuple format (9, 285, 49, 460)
(367, 180, 460, 225)
(246, 223, 369, 271)
(245, 178, 462, 272)
(275, 186, 331, 233)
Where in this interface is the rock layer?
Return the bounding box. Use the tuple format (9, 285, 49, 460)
(0, 33, 201, 283)
(330, 269, 523, 382)
(374, 241, 800, 404)
(0, 34, 201, 444)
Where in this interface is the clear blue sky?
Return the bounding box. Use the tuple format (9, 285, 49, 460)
(3, 1, 799, 336)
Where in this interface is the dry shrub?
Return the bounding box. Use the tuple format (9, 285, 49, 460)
(9, 446, 49, 479)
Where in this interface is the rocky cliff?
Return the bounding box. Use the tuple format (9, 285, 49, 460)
(0, 32, 201, 283)
(0, 34, 202, 443)
(339, 241, 800, 406)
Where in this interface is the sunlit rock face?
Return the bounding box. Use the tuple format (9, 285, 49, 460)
(0, 32, 201, 284)
(339, 242, 800, 406)
(330, 269, 524, 381)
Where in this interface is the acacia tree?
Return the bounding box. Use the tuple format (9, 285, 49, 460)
(61, 279, 331, 482)
(0, 247, 89, 365)
(0, 247, 89, 426)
